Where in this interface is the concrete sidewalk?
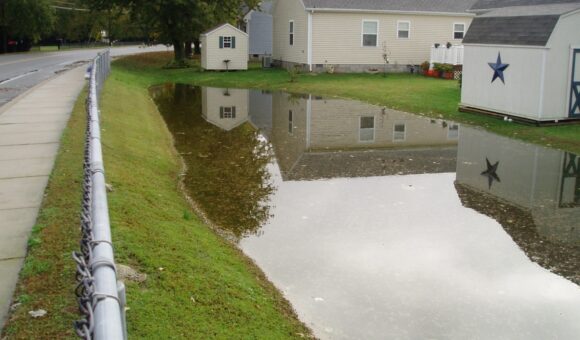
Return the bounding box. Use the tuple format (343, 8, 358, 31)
(0, 66, 87, 330)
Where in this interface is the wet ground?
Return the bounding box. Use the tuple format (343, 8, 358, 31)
(151, 84, 580, 339)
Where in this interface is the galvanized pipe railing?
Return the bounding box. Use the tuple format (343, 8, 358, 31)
(73, 50, 126, 340)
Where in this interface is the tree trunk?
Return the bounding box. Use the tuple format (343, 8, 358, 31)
(193, 38, 201, 55)
(184, 41, 192, 59)
(173, 39, 185, 64)
(0, 1, 6, 54)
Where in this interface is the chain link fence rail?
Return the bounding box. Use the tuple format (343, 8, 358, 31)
(73, 50, 127, 340)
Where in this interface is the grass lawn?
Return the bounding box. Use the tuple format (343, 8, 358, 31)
(114, 52, 580, 154)
(3, 67, 311, 338)
(4, 50, 579, 339)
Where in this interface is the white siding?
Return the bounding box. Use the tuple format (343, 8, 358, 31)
(272, 0, 309, 64)
(461, 45, 545, 120)
(311, 12, 472, 65)
(202, 87, 249, 130)
(201, 25, 248, 70)
(542, 11, 580, 120)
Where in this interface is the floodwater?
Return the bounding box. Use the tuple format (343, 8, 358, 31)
(151, 84, 580, 340)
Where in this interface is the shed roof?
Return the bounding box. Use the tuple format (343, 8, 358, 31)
(470, 0, 580, 11)
(301, 0, 478, 14)
(462, 15, 560, 46)
(201, 23, 248, 36)
(463, 2, 580, 46)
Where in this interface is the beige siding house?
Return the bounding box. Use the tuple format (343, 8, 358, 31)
(201, 23, 249, 70)
(272, 0, 476, 72)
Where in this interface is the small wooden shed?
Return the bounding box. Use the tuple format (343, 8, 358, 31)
(201, 23, 249, 71)
(460, 1, 580, 123)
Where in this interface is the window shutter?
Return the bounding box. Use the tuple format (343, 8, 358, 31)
(220, 106, 224, 118)
(219, 36, 223, 49)
(232, 106, 236, 118)
(232, 36, 236, 49)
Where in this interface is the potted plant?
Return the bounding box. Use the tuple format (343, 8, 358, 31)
(433, 63, 444, 77)
(442, 64, 454, 79)
(420, 61, 430, 76)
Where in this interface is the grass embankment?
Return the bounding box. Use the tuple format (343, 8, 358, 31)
(4, 69, 311, 338)
(115, 52, 580, 154)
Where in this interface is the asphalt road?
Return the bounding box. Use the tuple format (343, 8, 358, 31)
(0, 45, 171, 108)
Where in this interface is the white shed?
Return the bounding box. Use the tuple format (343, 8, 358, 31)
(460, 1, 580, 123)
(202, 87, 249, 131)
(200, 23, 249, 71)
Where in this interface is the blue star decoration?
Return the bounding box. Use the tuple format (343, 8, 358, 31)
(488, 53, 509, 84)
(481, 158, 501, 189)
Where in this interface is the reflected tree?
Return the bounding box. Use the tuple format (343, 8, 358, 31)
(151, 83, 275, 238)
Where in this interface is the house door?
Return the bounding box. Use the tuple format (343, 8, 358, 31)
(570, 49, 580, 117)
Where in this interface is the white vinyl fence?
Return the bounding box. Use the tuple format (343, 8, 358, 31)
(430, 45, 464, 67)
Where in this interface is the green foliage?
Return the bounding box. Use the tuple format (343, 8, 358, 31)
(420, 61, 430, 71)
(1, 0, 54, 42)
(287, 65, 301, 83)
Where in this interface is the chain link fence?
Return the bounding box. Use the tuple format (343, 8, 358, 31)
(72, 50, 127, 340)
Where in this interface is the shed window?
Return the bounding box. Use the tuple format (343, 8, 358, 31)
(397, 21, 410, 39)
(220, 106, 236, 119)
(219, 36, 236, 49)
(453, 23, 465, 39)
(362, 20, 378, 47)
(289, 21, 294, 46)
(359, 116, 375, 142)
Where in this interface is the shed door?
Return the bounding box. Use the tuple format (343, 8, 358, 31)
(570, 49, 580, 117)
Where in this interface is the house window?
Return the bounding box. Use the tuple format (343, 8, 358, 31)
(289, 21, 294, 46)
(393, 123, 406, 141)
(453, 23, 465, 39)
(448, 124, 460, 139)
(362, 20, 378, 47)
(397, 21, 410, 39)
(288, 110, 293, 134)
(220, 106, 236, 119)
(359, 116, 375, 142)
(219, 36, 236, 48)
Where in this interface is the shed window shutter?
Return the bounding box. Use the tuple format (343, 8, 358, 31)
(232, 106, 236, 118)
(232, 36, 236, 49)
(219, 36, 223, 49)
(220, 106, 224, 118)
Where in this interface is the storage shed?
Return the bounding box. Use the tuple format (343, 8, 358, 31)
(460, 1, 580, 123)
(201, 23, 249, 71)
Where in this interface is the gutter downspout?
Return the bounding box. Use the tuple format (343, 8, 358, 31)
(308, 10, 313, 72)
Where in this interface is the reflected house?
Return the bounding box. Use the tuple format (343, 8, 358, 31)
(455, 127, 580, 283)
(248, 90, 273, 137)
(269, 93, 460, 180)
(201, 87, 249, 131)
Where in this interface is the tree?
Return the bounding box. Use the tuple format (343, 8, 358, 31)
(87, 0, 259, 65)
(0, 0, 54, 53)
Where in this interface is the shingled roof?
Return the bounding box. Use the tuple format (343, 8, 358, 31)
(470, 0, 580, 11)
(301, 0, 478, 14)
(463, 2, 580, 46)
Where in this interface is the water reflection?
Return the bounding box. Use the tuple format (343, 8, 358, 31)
(455, 127, 580, 284)
(150, 84, 274, 238)
(151, 84, 580, 339)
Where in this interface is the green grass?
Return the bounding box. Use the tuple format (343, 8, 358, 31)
(114, 52, 580, 154)
(4, 69, 311, 338)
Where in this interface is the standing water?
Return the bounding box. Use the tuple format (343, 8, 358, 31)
(151, 84, 580, 340)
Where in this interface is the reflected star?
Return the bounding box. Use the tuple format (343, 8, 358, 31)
(481, 158, 500, 189)
(488, 53, 509, 84)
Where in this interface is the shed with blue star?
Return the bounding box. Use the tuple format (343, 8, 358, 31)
(459, 0, 580, 124)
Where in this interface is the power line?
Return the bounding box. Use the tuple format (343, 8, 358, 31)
(52, 5, 90, 12)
